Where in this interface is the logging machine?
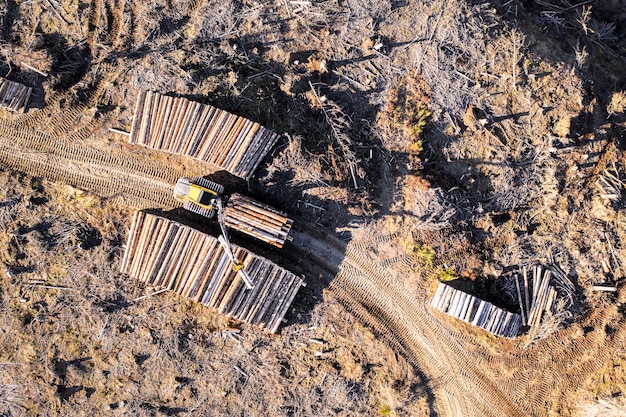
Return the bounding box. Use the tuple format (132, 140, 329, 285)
(173, 177, 294, 250)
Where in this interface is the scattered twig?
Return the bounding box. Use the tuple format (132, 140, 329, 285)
(109, 128, 130, 136)
(591, 285, 617, 292)
(233, 365, 248, 378)
(43, 0, 70, 25)
(20, 62, 47, 77)
(308, 81, 359, 189)
(133, 288, 168, 302)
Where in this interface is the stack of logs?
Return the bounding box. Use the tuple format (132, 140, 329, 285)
(121, 211, 303, 333)
(0, 78, 31, 112)
(128, 91, 280, 181)
(224, 193, 293, 248)
(430, 282, 522, 338)
(514, 266, 557, 328)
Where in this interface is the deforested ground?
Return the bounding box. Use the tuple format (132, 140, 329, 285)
(0, 1, 625, 416)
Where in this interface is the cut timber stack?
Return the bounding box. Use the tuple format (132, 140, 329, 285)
(514, 266, 558, 328)
(0, 78, 31, 112)
(430, 282, 522, 338)
(121, 211, 303, 333)
(224, 193, 293, 248)
(128, 91, 280, 180)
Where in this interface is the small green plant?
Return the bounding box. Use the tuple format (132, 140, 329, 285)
(410, 139, 423, 153)
(379, 404, 392, 416)
(410, 108, 432, 138)
(408, 242, 435, 268)
(439, 267, 457, 282)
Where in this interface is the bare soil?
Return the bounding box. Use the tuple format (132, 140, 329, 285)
(1, 0, 626, 416)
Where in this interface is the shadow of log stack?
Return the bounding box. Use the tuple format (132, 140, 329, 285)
(128, 91, 280, 181)
(0, 77, 31, 113)
(429, 282, 522, 338)
(121, 211, 303, 333)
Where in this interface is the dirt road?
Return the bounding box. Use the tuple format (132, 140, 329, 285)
(289, 223, 626, 416)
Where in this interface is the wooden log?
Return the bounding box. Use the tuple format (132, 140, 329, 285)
(466, 296, 478, 323)
(129, 91, 146, 143)
(228, 257, 265, 317)
(452, 292, 465, 319)
(523, 266, 530, 320)
(201, 252, 231, 306)
(533, 270, 552, 327)
(430, 283, 446, 308)
(147, 222, 178, 285)
(121, 212, 302, 333)
(471, 300, 485, 326)
(592, 285, 617, 292)
(189, 240, 221, 301)
(214, 113, 241, 166)
(270, 275, 303, 332)
(173, 231, 202, 294)
(0, 78, 31, 112)
(535, 270, 551, 325)
(154, 223, 183, 287)
(514, 273, 526, 326)
(448, 289, 461, 315)
(241, 266, 282, 323)
(120, 211, 141, 273)
(440, 284, 455, 312)
(162, 96, 182, 153)
(479, 303, 494, 329)
(200, 109, 229, 161)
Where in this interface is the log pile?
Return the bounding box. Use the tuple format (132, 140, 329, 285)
(430, 282, 522, 338)
(0, 78, 31, 112)
(121, 211, 303, 333)
(128, 91, 280, 180)
(224, 193, 293, 248)
(514, 266, 558, 328)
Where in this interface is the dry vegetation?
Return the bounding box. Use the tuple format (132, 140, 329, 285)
(0, 0, 626, 416)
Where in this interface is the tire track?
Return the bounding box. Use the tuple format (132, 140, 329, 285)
(290, 222, 625, 417)
(0, 118, 186, 184)
(87, 0, 103, 52)
(0, 144, 176, 209)
(105, 0, 125, 49)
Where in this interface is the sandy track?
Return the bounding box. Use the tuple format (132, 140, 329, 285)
(291, 222, 626, 417)
(290, 225, 526, 417)
(0, 115, 182, 209)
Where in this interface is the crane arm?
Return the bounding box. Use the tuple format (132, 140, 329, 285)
(216, 198, 254, 290)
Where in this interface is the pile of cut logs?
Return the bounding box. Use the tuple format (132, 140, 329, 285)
(121, 211, 303, 333)
(0, 78, 31, 112)
(128, 91, 280, 180)
(430, 282, 522, 338)
(514, 266, 557, 328)
(224, 193, 293, 248)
